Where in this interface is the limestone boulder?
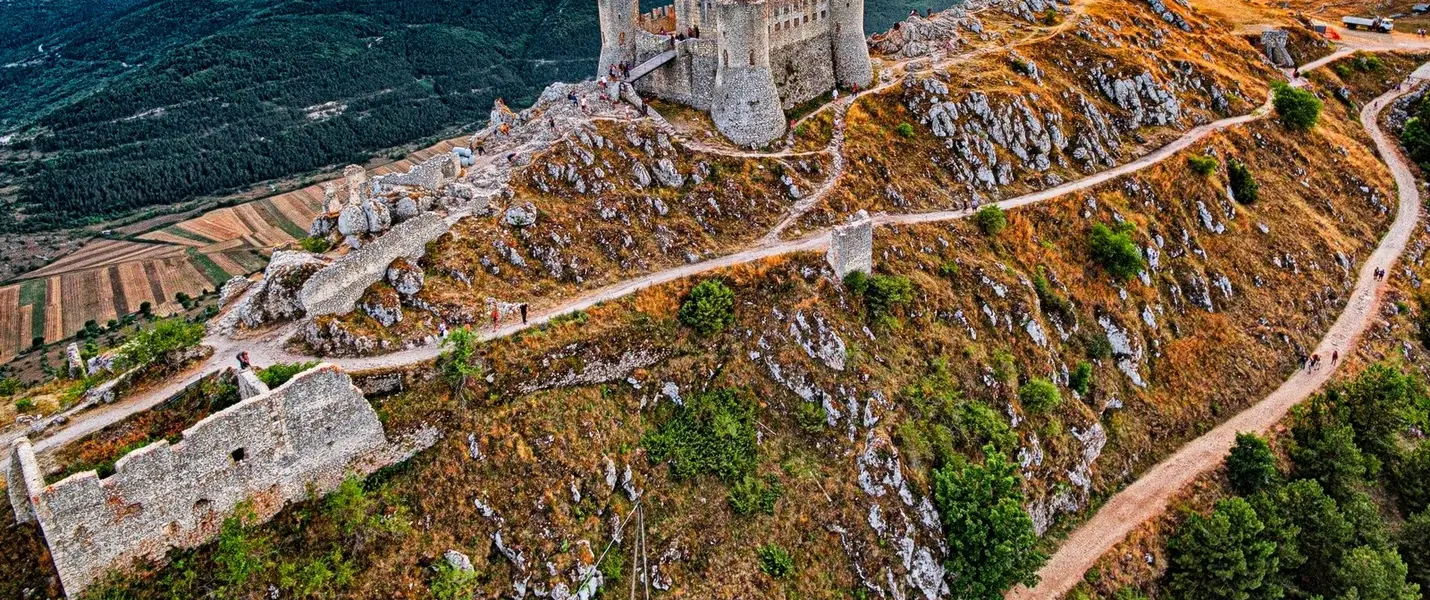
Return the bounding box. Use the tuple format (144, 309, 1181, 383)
(363, 199, 392, 233)
(337, 205, 368, 237)
(218, 276, 251, 307)
(237, 369, 271, 400)
(505, 203, 538, 228)
(218, 250, 329, 331)
(653, 159, 684, 187)
(308, 214, 334, 237)
(358, 284, 403, 327)
(393, 197, 420, 222)
(386, 258, 425, 297)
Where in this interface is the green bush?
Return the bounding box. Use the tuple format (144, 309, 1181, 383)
(214, 503, 272, 595)
(1272, 81, 1322, 132)
(728, 474, 783, 516)
(895, 122, 915, 138)
(1069, 362, 1093, 396)
(278, 550, 357, 599)
(844, 272, 913, 326)
(974, 205, 1008, 236)
(1033, 268, 1074, 323)
(1088, 222, 1144, 281)
(1187, 154, 1219, 176)
(1226, 432, 1281, 496)
(643, 388, 758, 482)
(298, 236, 332, 254)
(438, 326, 482, 403)
(794, 400, 828, 433)
(256, 361, 319, 388)
(678, 279, 736, 336)
(429, 561, 481, 600)
(1403, 510, 1430, 590)
(1288, 395, 1375, 500)
(1228, 159, 1259, 204)
(1394, 442, 1430, 515)
(756, 543, 794, 578)
(117, 317, 205, 368)
(14, 397, 35, 413)
(938, 260, 960, 278)
(1018, 378, 1061, 414)
(933, 448, 1045, 599)
(1402, 117, 1430, 170)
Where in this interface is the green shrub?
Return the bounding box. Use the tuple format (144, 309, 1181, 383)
(728, 474, 783, 516)
(1272, 81, 1322, 132)
(974, 205, 1008, 236)
(1088, 222, 1144, 281)
(934, 448, 1045, 598)
(795, 401, 828, 433)
(895, 122, 915, 138)
(438, 326, 482, 403)
(756, 543, 795, 578)
(278, 550, 357, 599)
(14, 397, 35, 413)
(325, 475, 411, 542)
(1033, 268, 1074, 323)
(643, 388, 758, 482)
(937, 260, 960, 278)
(429, 561, 481, 600)
(1187, 154, 1219, 175)
(117, 317, 205, 368)
(214, 503, 272, 595)
(1081, 333, 1113, 360)
(1228, 159, 1259, 204)
(678, 279, 736, 336)
(844, 272, 913, 326)
(298, 236, 332, 254)
(1226, 432, 1281, 496)
(1406, 117, 1430, 171)
(1334, 63, 1354, 78)
(1018, 378, 1061, 414)
(1069, 362, 1093, 396)
(257, 361, 319, 388)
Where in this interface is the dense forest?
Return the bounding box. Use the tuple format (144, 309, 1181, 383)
(0, 0, 952, 232)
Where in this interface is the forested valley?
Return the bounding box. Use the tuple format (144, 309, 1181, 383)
(0, 0, 950, 233)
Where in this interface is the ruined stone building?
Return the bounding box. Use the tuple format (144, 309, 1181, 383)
(6, 365, 433, 598)
(598, 0, 874, 145)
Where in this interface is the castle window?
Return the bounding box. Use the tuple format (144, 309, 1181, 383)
(723, 50, 728, 67)
(619, 32, 625, 44)
(836, 22, 841, 33)
(749, 49, 755, 66)
(821, 10, 827, 19)
(803, 14, 809, 23)
(231, 447, 247, 463)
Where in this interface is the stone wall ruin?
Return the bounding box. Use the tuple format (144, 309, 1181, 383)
(299, 212, 450, 316)
(1260, 29, 1293, 68)
(5, 364, 433, 598)
(826, 211, 874, 277)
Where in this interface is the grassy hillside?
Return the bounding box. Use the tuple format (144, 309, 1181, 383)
(0, 0, 955, 233)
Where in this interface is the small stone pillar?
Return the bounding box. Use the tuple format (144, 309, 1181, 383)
(343, 165, 368, 205)
(6, 438, 42, 524)
(826, 210, 874, 277)
(237, 369, 271, 400)
(66, 343, 84, 379)
(1260, 30, 1293, 68)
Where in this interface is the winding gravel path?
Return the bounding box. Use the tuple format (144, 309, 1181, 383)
(1007, 65, 1430, 600)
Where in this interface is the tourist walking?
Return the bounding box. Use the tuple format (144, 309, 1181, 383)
(236, 351, 252, 371)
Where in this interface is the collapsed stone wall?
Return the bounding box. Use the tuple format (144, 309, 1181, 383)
(771, 31, 837, 109)
(373, 154, 459, 194)
(826, 211, 873, 277)
(1260, 29, 1293, 68)
(299, 212, 449, 317)
(6, 438, 43, 524)
(5, 365, 433, 598)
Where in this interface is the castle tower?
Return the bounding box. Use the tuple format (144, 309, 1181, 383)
(828, 0, 873, 88)
(711, 0, 786, 146)
(598, 0, 640, 77)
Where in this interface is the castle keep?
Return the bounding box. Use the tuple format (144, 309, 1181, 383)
(599, 0, 873, 145)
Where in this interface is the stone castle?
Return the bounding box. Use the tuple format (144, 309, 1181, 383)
(599, 0, 874, 145)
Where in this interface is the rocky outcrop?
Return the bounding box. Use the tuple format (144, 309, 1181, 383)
(216, 251, 329, 332)
(299, 213, 449, 317)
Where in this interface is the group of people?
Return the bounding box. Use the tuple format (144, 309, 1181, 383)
(1418, 28, 1427, 37)
(1373, 267, 1390, 280)
(1306, 349, 1339, 371)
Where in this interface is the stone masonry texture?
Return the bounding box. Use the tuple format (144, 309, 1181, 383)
(5, 365, 429, 598)
(826, 211, 874, 276)
(300, 212, 449, 317)
(606, 0, 872, 145)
